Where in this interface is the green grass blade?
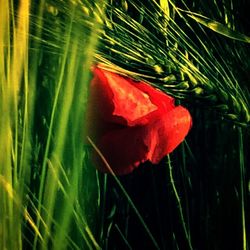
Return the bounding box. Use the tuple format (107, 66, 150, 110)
(185, 12, 250, 43)
(238, 127, 247, 250)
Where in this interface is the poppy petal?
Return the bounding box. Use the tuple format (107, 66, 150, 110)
(130, 79, 175, 112)
(94, 126, 149, 175)
(144, 106, 192, 163)
(87, 66, 192, 175)
(93, 106, 191, 175)
(92, 67, 158, 125)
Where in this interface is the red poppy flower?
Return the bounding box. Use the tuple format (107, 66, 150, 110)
(85, 65, 192, 175)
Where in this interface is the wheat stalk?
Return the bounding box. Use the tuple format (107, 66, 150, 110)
(100, 0, 250, 126)
(44, 0, 250, 126)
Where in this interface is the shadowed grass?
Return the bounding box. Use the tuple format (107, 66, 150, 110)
(167, 155, 193, 249)
(87, 136, 161, 249)
(238, 127, 247, 250)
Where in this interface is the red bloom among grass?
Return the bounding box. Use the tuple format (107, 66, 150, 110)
(86, 65, 192, 175)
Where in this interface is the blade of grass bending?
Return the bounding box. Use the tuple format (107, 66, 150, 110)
(114, 224, 133, 250)
(167, 155, 193, 250)
(87, 136, 160, 250)
(98, 173, 107, 243)
(238, 127, 247, 250)
(185, 12, 250, 43)
(73, 203, 101, 250)
(27, 192, 85, 249)
(179, 142, 191, 235)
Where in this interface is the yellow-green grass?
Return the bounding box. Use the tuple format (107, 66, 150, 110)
(0, 1, 102, 249)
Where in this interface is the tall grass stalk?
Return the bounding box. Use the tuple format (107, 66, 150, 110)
(238, 127, 247, 250)
(1, 1, 30, 249)
(1, 1, 103, 249)
(167, 155, 193, 250)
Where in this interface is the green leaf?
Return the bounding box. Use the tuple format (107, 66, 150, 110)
(187, 13, 250, 43)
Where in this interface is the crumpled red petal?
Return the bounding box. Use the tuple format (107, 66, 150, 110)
(86, 66, 192, 175)
(93, 105, 191, 175)
(91, 67, 158, 126)
(143, 106, 192, 163)
(128, 79, 175, 113)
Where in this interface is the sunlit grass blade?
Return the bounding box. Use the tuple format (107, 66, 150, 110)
(31, 2, 105, 249)
(0, 0, 31, 249)
(185, 12, 250, 43)
(1, 0, 107, 249)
